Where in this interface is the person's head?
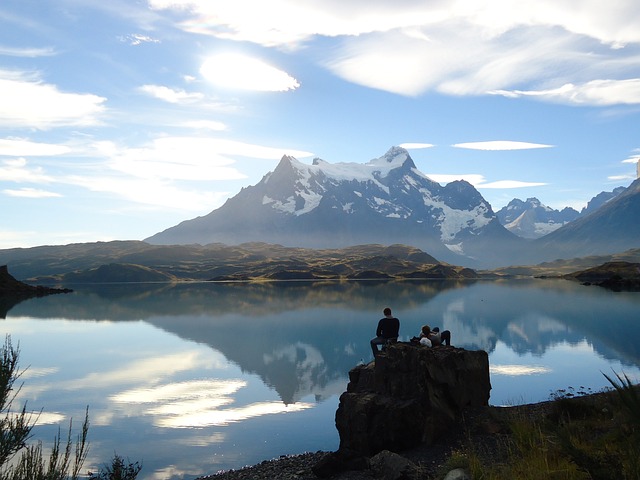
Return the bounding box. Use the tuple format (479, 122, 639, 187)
(383, 307, 392, 316)
(421, 325, 431, 336)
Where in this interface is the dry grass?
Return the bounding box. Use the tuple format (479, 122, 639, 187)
(439, 375, 640, 480)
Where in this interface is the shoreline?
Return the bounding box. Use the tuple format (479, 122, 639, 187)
(196, 399, 558, 480)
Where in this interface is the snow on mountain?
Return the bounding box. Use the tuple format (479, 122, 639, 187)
(146, 146, 523, 268)
(496, 198, 579, 239)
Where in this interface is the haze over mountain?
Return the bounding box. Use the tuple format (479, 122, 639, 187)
(578, 186, 626, 218)
(146, 147, 524, 268)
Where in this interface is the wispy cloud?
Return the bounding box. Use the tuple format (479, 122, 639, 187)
(118, 33, 160, 46)
(453, 141, 554, 150)
(3, 187, 61, 198)
(399, 142, 435, 149)
(0, 158, 53, 183)
(489, 79, 640, 106)
(64, 137, 313, 211)
(139, 84, 205, 104)
(0, 45, 57, 57)
(0, 71, 106, 129)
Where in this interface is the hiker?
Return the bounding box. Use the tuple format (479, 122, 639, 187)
(370, 307, 400, 357)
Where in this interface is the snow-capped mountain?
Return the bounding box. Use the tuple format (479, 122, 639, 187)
(496, 198, 579, 239)
(146, 147, 524, 268)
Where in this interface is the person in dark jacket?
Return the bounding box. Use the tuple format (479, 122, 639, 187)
(370, 307, 400, 358)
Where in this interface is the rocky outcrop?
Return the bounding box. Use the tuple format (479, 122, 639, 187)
(0, 265, 72, 318)
(335, 343, 490, 456)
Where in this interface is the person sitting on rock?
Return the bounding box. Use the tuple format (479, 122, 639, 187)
(420, 325, 451, 346)
(370, 307, 400, 357)
(417, 326, 432, 347)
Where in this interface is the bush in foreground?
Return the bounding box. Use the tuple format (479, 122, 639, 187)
(440, 373, 640, 480)
(0, 335, 140, 480)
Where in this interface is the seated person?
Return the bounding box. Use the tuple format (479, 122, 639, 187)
(418, 325, 432, 346)
(370, 307, 400, 357)
(419, 325, 452, 346)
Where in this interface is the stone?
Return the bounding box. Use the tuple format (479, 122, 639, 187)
(311, 449, 369, 478)
(443, 467, 472, 480)
(369, 450, 416, 480)
(335, 343, 490, 456)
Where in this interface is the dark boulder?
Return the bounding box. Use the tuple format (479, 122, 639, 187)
(335, 343, 490, 456)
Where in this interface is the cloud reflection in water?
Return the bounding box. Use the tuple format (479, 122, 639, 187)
(112, 379, 313, 427)
(490, 364, 552, 376)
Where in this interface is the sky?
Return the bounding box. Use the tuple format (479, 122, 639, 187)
(1, 0, 640, 249)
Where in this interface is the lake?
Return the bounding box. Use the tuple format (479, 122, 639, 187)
(3, 279, 640, 479)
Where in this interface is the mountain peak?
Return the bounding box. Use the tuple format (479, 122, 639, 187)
(368, 146, 416, 172)
(146, 146, 523, 268)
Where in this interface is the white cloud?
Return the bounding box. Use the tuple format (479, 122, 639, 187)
(0, 45, 57, 57)
(453, 141, 554, 150)
(3, 187, 61, 198)
(149, 0, 640, 47)
(53, 137, 314, 211)
(0, 138, 71, 156)
(0, 158, 53, 183)
(200, 54, 300, 92)
(139, 84, 204, 104)
(0, 72, 106, 129)
(399, 142, 435, 149)
(105, 136, 312, 182)
(119, 33, 160, 46)
(148, 0, 640, 104)
(622, 156, 640, 163)
(622, 155, 640, 164)
(489, 79, 640, 106)
(426, 173, 546, 189)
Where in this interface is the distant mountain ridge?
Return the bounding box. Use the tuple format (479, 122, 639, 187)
(496, 198, 579, 239)
(0, 242, 476, 283)
(146, 147, 523, 268)
(530, 178, 640, 262)
(579, 186, 626, 217)
(496, 186, 626, 239)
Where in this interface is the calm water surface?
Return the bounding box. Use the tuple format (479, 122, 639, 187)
(3, 279, 640, 479)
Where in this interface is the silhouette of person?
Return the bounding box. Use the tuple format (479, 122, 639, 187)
(370, 307, 400, 357)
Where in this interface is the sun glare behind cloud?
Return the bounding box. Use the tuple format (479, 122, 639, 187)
(200, 53, 300, 92)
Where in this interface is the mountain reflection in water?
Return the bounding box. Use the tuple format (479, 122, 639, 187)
(4, 279, 640, 479)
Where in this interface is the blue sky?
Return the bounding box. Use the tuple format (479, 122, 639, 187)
(1, 0, 639, 249)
